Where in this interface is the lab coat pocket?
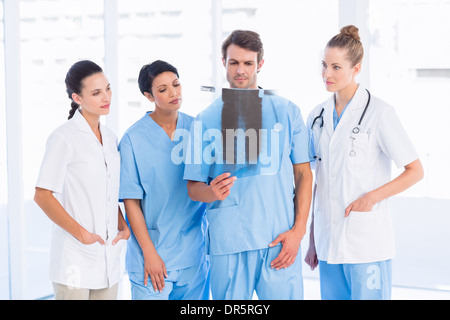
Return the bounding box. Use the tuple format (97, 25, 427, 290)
(110, 239, 126, 267)
(345, 210, 395, 262)
(111, 238, 126, 257)
(350, 129, 374, 152)
(66, 235, 102, 264)
(206, 205, 243, 255)
(347, 132, 376, 179)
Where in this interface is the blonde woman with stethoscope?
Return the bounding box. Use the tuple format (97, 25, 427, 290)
(304, 26, 424, 300)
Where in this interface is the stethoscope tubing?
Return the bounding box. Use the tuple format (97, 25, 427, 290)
(358, 89, 371, 127)
(311, 89, 371, 132)
(311, 89, 372, 159)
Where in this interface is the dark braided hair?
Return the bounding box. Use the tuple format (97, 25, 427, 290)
(65, 60, 103, 120)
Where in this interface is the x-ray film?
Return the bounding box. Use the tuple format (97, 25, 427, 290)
(202, 88, 285, 179)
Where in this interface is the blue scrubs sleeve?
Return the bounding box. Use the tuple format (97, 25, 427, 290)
(119, 133, 144, 200)
(290, 103, 310, 164)
(183, 116, 210, 183)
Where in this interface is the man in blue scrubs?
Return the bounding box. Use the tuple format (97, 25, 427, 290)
(184, 30, 313, 300)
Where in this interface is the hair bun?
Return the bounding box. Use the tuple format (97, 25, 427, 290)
(340, 25, 360, 42)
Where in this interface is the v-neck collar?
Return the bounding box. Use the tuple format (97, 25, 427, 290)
(323, 85, 368, 138)
(332, 96, 353, 129)
(329, 86, 368, 130)
(145, 111, 182, 142)
(71, 109, 105, 146)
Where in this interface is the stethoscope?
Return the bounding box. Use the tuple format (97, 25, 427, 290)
(310, 89, 371, 160)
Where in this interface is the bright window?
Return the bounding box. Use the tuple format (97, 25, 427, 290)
(116, 0, 213, 136)
(1, 0, 449, 299)
(368, 0, 450, 291)
(0, 0, 10, 300)
(19, 0, 105, 299)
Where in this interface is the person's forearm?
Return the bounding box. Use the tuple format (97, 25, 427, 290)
(123, 199, 157, 258)
(369, 159, 424, 205)
(117, 206, 128, 231)
(34, 187, 85, 241)
(187, 173, 237, 203)
(292, 163, 313, 235)
(308, 184, 317, 244)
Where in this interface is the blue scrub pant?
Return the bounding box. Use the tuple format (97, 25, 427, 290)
(129, 257, 210, 300)
(210, 246, 303, 300)
(319, 260, 392, 300)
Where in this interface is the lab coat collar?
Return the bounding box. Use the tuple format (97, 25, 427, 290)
(346, 85, 370, 113)
(326, 85, 370, 134)
(71, 109, 106, 144)
(71, 109, 92, 133)
(323, 96, 335, 136)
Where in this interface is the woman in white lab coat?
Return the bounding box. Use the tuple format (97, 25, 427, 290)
(34, 60, 130, 300)
(304, 26, 424, 300)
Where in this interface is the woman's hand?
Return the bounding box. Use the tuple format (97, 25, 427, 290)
(345, 192, 376, 217)
(78, 228, 106, 245)
(304, 211, 318, 271)
(144, 252, 168, 293)
(112, 210, 130, 245)
(304, 242, 318, 271)
(345, 160, 424, 217)
(112, 226, 130, 245)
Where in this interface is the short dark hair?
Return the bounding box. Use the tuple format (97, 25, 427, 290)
(138, 60, 179, 96)
(221, 30, 264, 63)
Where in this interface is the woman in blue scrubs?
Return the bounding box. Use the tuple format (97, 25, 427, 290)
(119, 60, 209, 300)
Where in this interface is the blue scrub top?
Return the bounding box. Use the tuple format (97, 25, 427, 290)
(308, 98, 354, 162)
(119, 112, 207, 273)
(183, 93, 310, 256)
(333, 97, 353, 129)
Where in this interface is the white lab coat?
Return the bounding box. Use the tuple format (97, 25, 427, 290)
(36, 110, 125, 289)
(307, 86, 419, 264)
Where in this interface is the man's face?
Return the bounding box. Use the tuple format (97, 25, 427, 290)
(223, 44, 264, 89)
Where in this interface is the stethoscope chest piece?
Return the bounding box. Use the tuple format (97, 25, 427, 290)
(350, 126, 361, 157)
(348, 89, 372, 157)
